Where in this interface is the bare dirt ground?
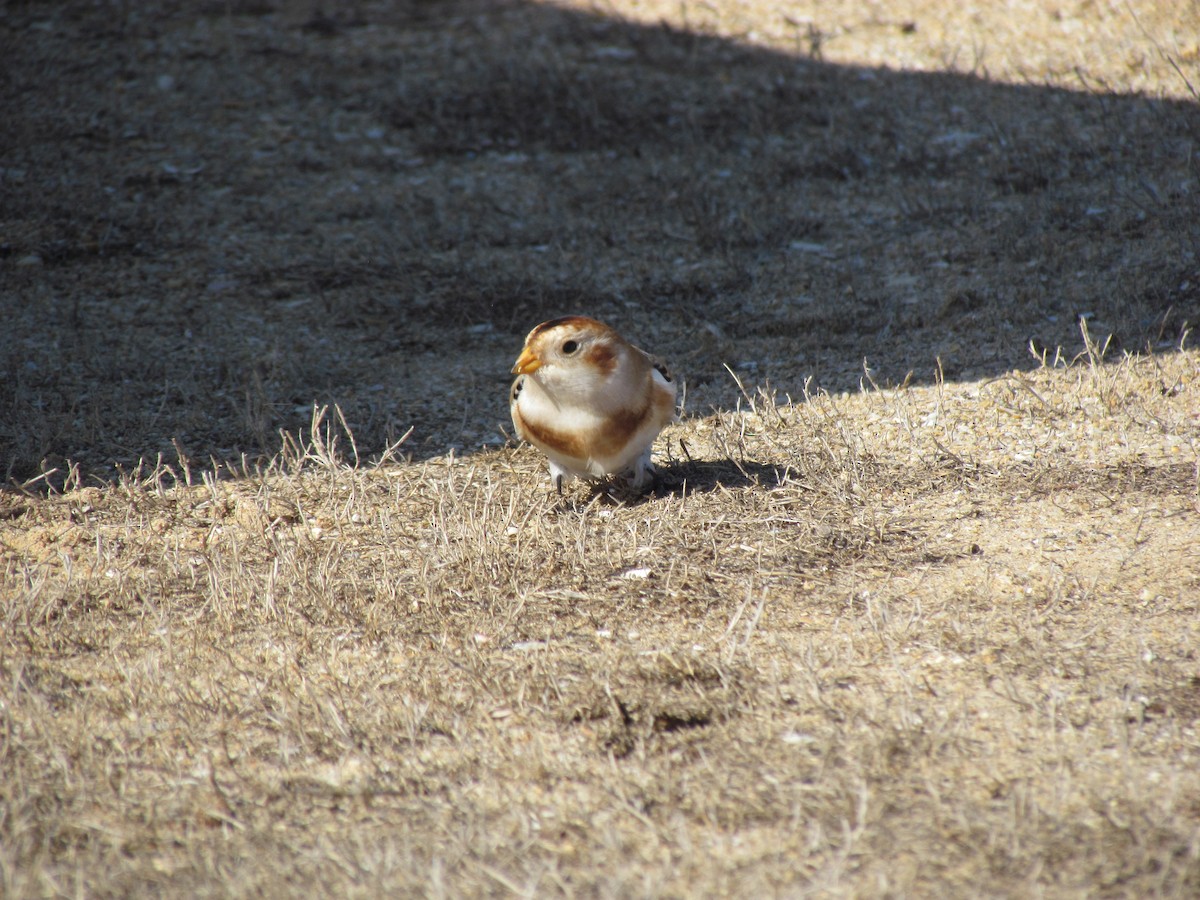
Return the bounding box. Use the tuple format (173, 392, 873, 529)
(3, 0, 1200, 896)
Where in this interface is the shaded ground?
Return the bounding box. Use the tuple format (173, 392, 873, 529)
(2, 0, 1197, 483)
(3, 1, 1200, 897)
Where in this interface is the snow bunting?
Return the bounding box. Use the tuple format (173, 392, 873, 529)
(510, 316, 677, 493)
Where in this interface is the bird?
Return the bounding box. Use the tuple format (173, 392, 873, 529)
(509, 316, 677, 493)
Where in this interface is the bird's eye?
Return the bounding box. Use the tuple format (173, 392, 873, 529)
(561, 340, 578, 355)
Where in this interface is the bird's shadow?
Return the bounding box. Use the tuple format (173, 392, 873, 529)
(567, 458, 788, 509)
(655, 458, 789, 495)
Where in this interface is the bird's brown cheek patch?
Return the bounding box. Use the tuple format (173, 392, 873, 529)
(585, 343, 617, 376)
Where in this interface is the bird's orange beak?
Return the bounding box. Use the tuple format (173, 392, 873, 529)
(512, 347, 542, 375)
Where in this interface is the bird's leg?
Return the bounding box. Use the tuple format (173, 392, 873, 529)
(548, 460, 576, 495)
(627, 450, 657, 493)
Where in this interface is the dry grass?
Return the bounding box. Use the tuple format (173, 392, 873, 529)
(3, 0, 1200, 896)
(4, 345, 1200, 897)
